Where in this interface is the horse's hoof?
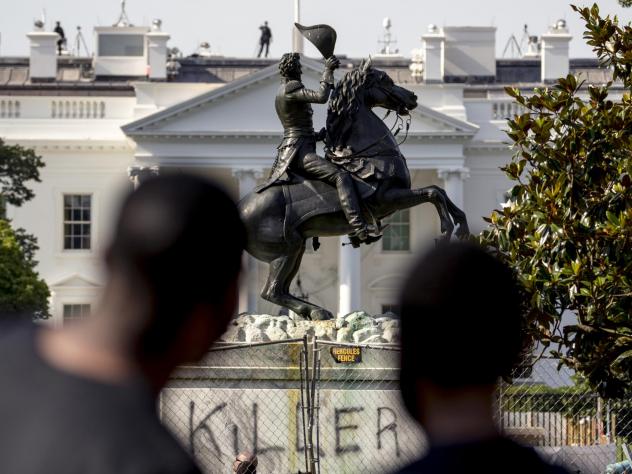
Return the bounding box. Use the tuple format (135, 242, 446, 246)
(456, 224, 470, 238)
(440, 223, 454, 235)
(310, 309, 333, 321)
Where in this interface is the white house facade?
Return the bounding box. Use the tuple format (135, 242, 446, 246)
(0, 19, 617, 324)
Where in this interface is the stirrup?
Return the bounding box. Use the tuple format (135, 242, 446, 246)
(347, 225, 382, 248)
(347, 233, 383, 248)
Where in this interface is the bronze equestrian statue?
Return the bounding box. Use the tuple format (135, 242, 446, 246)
(239, 24, 469, 320)
(255, 52, 378, 243)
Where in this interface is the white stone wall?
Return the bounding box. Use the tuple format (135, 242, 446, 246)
(6, 149, 132, 325)
(161, 387, 425, 474)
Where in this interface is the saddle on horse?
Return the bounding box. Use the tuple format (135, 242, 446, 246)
(279, 172, 384, 248)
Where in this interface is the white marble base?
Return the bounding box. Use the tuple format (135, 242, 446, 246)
(220, 311, 400, 344)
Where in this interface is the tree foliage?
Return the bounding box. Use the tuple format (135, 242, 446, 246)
(479, 4, 632, 398)
(0, 138, 44, 207)
(0, 219, 49, 319)
(619, 0, 632, 8)
(0, 139, 48, 319)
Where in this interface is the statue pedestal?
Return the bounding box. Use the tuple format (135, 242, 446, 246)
(168, 313, 422, 474)
(220, 311, 400, 344)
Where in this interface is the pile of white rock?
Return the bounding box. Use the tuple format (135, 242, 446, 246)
(220, 311, 400, 344)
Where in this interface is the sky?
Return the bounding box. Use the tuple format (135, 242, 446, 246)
(1, 0, 632, 59)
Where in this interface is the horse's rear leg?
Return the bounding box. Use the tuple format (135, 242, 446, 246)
(261, 244, 333, 321)
(434, 187, 470, 237)
(382, 187, 454, 239)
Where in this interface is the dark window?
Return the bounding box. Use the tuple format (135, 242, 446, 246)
(382, 210, 410, 252)
(63, 304, 91, 323)
(63, 194, 91, 250)
(98, 34, 144, 57)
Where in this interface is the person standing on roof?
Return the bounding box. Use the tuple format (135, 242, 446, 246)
(257, 21, 272, 58)
(54, 21, 66, 55)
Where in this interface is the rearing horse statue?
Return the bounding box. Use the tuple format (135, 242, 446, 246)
(239, 59, 469, 320)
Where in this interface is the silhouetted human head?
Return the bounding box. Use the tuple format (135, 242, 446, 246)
(264, 21, 268, 26)
(279, 52, 301, 80)
(103, 174, 246, 363)
(232, 451, 258, 473)
(398, 242, 523, 421)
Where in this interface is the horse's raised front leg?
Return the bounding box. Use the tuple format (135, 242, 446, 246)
(381, 186, 454, 239)
(260, 243, 334, 320)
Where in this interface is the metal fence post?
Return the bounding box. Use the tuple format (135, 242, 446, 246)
(300, 335, 310, 473)
(312, 338, 322, 474)
(301, 335, 315, 473)
(304, 336, 319, 474)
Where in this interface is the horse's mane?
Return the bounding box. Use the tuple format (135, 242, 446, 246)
(329, 68, 367, 117)
(326, 66, 371, 149)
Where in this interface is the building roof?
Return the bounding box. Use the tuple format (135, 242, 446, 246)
(496, 58, 610, 84)
(123, 56, 478, 141)
(0, 57, 134, 95)
(0, 54, 612, 94)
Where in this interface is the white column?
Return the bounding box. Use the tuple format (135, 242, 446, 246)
(48, 290, 59, 327)
(292, 0, 304, 54)
(27, 31, 58, 81)
(438, 167, 469, 210)
(233, 169, 263, 314)
(421, 25, 445, 83)
(541, 21, 572, 83)
(146, 31, 170, 80)
(234, 169, 262, 200)
(338, 237, 362, 316)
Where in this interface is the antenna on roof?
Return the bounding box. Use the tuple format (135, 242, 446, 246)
(72, 26, 91, 56)
(113, 0, 132, 27)
(377, 17, 399, 55)
(503, 24, 540, 58)
(502, 32, 522, 58)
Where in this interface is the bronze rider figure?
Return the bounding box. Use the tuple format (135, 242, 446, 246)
(256, 52, 376, 243)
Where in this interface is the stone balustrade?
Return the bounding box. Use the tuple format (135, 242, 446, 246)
(492, 100, 527, 120)
(51, 100, 106, 119)
(0, 99, 20, 118)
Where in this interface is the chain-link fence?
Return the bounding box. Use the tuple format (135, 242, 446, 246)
(308, 340, 424, 474)
(160, 339, 631, 474)
(498, 356, 632, 474)
(159, 337, 422, 474)
(160, 339, 309, 474)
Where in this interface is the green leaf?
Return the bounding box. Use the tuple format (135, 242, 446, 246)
(0, 219, 50, 319)
(606, 211, 620, 226)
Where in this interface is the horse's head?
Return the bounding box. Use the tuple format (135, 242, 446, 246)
(327, 58, 418, 148)
(329, 58, 417, 118)
(357, 58, 418, 114)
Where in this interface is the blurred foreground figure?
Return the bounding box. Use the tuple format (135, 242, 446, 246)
(0, 175, 245, 474)
(397, 242, 569, 474)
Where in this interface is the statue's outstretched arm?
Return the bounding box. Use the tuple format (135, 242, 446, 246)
(286, 58, 338, 104)
(287, 75, 333, 104)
